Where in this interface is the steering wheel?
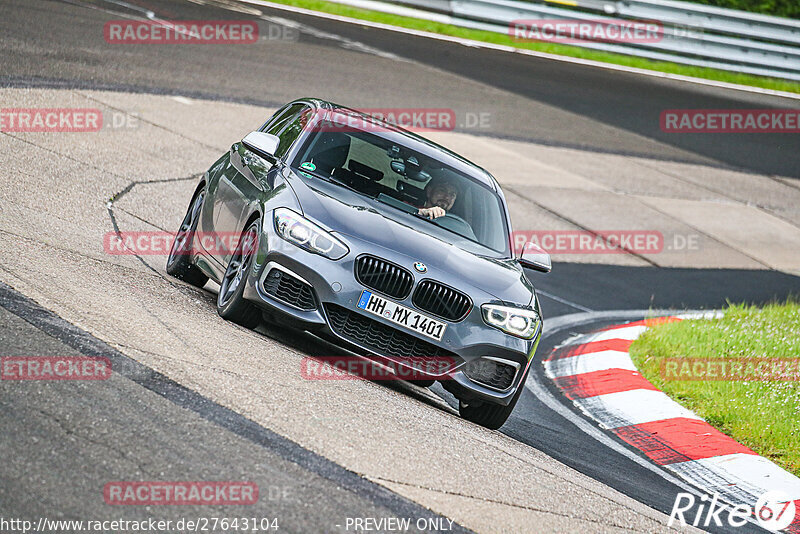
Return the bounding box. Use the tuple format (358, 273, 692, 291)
(436, 212, 476, 240)
(442, 212, 469, 226)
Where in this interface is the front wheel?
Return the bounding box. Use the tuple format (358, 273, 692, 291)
(458, 376, 525, 430)
(216, 220, 262, 329)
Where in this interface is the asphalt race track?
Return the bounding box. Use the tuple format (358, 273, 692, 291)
(2, 0, 800, 532)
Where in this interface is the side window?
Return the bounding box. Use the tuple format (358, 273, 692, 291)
(274, 106, 312, 158)
(261, 103, 305, 135)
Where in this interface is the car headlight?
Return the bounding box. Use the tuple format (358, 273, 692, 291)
(481, 304, 540, 339)
(273, 208, 349, 260)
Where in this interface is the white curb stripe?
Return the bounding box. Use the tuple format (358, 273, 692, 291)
(553, 331, 598, 349)
(573, 389, 703, 428)
(677, 311, 725, 320)
(591, 324, 649, 342)
(670, 454, 800, 501)
(554, 323, 647, 348)
(545, 350, 636, 378)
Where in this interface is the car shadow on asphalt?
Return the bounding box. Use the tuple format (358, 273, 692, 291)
(189, 283, 460, 417)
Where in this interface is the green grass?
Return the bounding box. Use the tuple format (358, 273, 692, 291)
(688, 0, 800, 20)
(630, 302, 800, 477)
(257, 0, 800, 93)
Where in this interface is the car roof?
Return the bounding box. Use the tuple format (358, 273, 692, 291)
(293, 98, 498, 191)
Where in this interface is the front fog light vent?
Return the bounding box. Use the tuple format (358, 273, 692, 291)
(263, 268, 316, 311)
(464, 357, 518, 391)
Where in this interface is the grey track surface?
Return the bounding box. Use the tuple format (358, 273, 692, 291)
(526, 262, 800, 317)
(0, 283, 468, 533)
(0, 89, 687, 533)
(1, 0, 799, 532)
(0, 0, 799, 177)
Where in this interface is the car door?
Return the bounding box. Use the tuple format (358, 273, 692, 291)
(213, 104, 310, 265)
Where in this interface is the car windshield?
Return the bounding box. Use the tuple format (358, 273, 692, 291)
(290, 118, 510, 256)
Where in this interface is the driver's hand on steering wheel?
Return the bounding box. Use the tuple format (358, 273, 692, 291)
(418, 206, 446, 219)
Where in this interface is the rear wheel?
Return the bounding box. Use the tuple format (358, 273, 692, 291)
(166, 188, 209, 288)
(216, 220, 262, 329)
(458, 375, 526, 430)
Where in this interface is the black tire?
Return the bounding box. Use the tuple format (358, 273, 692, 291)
(458, 374, 526, 430)
(216, 220, 261, 329)
(406, 379, 435, 388)
(166, 188, 209, 288)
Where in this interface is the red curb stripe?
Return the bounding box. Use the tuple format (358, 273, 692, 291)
(611, 418, 757, 465)
(787, 501, 800, 534)
(548, 338, 633, 361)
(553, 369, 657, 399)
(547, 317, 681, 361)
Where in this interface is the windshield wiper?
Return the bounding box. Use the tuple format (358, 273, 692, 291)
(325, 174, 362, 195)
(374, 193, 418, 215)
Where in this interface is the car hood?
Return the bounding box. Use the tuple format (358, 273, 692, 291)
(284, 170, 534, 305)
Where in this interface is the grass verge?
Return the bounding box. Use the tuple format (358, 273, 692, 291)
(629, 302, 800, 477)
(254, 0, 800, 94)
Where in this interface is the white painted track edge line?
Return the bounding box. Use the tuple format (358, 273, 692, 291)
(545, 351, 637, 378)
(536, 289, 593, 313)
(542, 309, 691, 337)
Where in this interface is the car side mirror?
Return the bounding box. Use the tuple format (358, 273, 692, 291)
(518, 241, 551, 273)
(242, 131, 280, 158)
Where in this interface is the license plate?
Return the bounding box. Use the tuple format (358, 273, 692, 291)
(357, 290, 447, 341)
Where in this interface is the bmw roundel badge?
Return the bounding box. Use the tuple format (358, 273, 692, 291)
(413, 262, 427, 273)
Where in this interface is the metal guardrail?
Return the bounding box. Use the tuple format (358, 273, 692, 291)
(611, 0, 800, 46)
(349, 0, 800, 81)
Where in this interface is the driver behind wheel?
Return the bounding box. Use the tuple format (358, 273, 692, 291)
(417, 170, 460, 219)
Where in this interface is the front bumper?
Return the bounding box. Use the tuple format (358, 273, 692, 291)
(241, 228, 539, 406)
